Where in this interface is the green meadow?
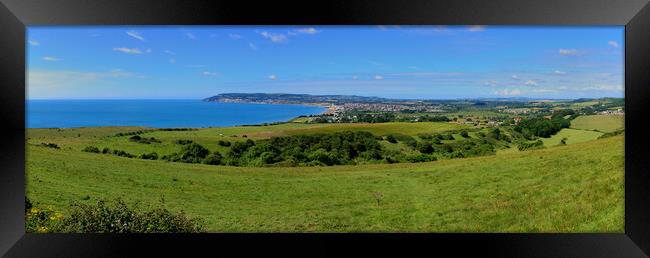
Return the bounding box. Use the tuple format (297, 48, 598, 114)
(540, 128, 603, 147)
(26, 118, 624, 232)
(571, 115, 624, 133)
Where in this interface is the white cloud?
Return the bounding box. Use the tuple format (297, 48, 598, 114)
(559, 48, 578, 56)
(294, 28, 319, 34)
(553, 70, 566, 75)
(524, 80, 537, 86)
(42, 56, 60, 61)
(186, 32, 196, 40)
(28, 69, 135, 92)
(229, 34, 242, 40)
(493, 89, 522, 96)
(169, 58, 176, 64)
(608, 40, 620, 48)
(126, 30, 145, 41)
(201, 71, 218, 76)
(467, 25, 485, 32)
(483, 80, 498, 87)
(352, 75, 358, 80)
(113, 47, 143, 54)
(260, 31, 288, 43)
(580, 84, 622, 91)
(268, 74, 277, 80)
(533, 88, 558, 93)
(249, 42, 257, 51)
(28, 40, 39, 46)
(145, 48, 152, 53)
(164, 50, 175, 55)
(374, 75, 384, 80)
(511, 75, 520, 80)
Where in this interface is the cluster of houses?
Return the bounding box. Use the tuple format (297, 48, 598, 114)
(452, 116, 505, 127)
(598, 108, 624, 115)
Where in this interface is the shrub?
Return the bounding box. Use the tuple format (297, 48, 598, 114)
(130, 135, 161, 144)
(203, 152, 223, 165)
(384, 135, 398, 143)
(54, 198, 204, 233)
(175, 139, 193, 145)
(82, 146, 100, 153)
(178, 143, 210, 163)
(518, 140, 545, 151)
(405, 154, 437, 163)
(40, 143, 60, 149)
(140, 152, 159, 160)
(25, 205, 63, 233)
(416, 142, 434, 154)
(129, 135, 142, 141)
(101, 147, 111, 154)
(460, 131, 470, 138)
(217, 140, 231, 147)
(112, 149, 137, 158)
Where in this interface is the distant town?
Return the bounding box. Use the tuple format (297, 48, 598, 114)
(203, 93, 624, 127)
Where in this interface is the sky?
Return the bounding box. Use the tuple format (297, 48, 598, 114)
(27, 26, 624, 100)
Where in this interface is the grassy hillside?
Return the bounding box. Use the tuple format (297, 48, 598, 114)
(26, 134, 624, 232)
(541, 128, 603, 147)
(571, 115, 624, 133)
(26, 122, 466, 157)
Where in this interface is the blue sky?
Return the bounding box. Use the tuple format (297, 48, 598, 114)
(27, 26, 623, 100)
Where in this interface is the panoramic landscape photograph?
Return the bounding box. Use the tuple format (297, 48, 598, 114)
(26, 26, 624, 233)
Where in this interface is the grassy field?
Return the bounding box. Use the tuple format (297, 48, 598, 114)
(27, 122, 466, 157)
(540, 128, 603, 147)
(26, 132, 624, 232)
(571, 115, 624, 133)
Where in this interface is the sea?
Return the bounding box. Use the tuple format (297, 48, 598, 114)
(26, 99, 326, 128)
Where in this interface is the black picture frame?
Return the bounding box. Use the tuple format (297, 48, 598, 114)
(1, 0, 649, 257)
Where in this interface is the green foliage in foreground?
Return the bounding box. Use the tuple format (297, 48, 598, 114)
(26, 197, 204, 233)
(26, 135, 624, 232)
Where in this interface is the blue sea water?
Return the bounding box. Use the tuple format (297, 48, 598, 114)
(26, 100, 326, 128)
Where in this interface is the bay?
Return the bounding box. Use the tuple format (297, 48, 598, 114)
(26, 99, 325, 128)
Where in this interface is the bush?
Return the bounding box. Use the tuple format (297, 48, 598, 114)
(82, 146, 100, 153)
(518, 140, 545, 151)
(175, 139, 193, 145)
(25, 204, 63, 233)
(182, 143, 210, 162)
(203, 152, 223, 165)
(40, 143, 60, 149)
(460, 131, 470, 138)
(102, 147, 111, 154)
(384, 135, 398, 143)
(54, 199, 204, 233)
(416, 142, 434, 154)
(405, 154, 437, 163)
(130, 135, 161, 144)
(112, 149, 137, 158)
(140, 152, 159, 160)
(217, 140, 231, 147)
